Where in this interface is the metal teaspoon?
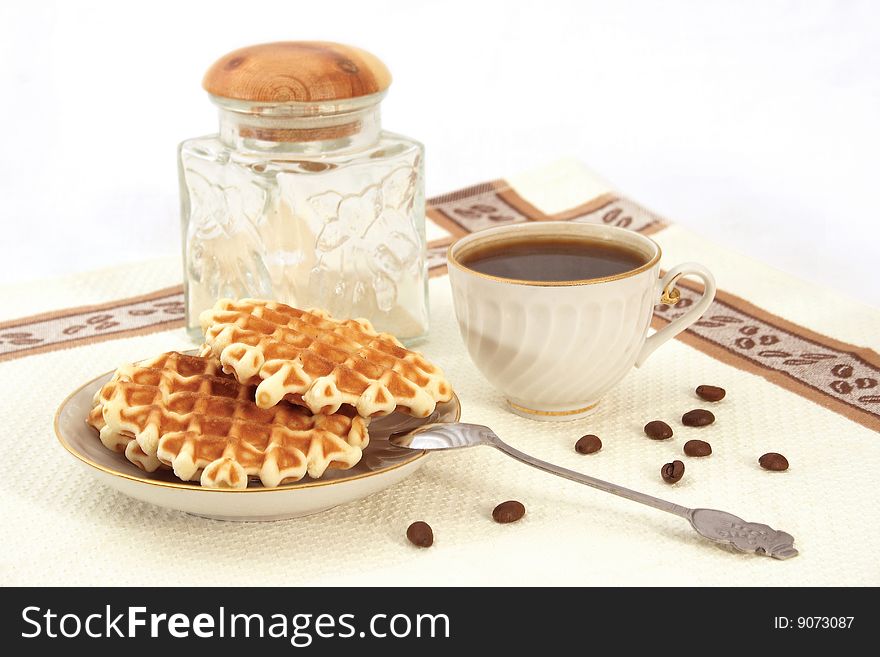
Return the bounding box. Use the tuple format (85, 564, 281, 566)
(390, 422, 798, 559)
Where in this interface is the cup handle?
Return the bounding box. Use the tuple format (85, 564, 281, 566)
(635, 263, 716, 367)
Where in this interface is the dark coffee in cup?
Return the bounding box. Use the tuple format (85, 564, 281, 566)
(458, 236, 648, 282)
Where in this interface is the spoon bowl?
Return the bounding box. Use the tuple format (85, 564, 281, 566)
(390, 422, 495, 450)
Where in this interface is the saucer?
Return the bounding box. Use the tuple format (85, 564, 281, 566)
(55, 370, 460, 521)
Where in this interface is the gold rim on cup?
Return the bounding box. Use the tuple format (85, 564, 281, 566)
(447, 222, 662, 287)
(507, 400, 600, 417)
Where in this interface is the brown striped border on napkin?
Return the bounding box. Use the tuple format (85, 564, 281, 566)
(2, 179, 878, 431)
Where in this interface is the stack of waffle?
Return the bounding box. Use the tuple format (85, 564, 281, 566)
(87, 299, 453, 489)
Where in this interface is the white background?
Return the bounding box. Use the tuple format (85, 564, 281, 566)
(1, 0, 877, 306)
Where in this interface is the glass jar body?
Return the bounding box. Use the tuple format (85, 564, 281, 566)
(178, 129, 427, 341)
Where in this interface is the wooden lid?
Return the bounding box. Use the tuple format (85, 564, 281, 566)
(203, 41, 391, 103)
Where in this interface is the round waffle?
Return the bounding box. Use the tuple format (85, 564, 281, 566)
(199, 299, 453, 417)
(87, 352, 369, 489)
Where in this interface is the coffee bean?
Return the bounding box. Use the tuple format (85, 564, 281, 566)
(575, 434, 602, 454)
(759, 453, 789, 472)
(696, 385, 726, 402)
(661, 460, 685, 484)
(682, 409, 715, 427)
(406, 521, 434, 547)
(683, 439, 712, 457)
(644, 420, 673, 440)
(493, 500, 526, 524)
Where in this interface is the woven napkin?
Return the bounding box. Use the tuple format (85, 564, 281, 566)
(2, 158, 879, 586)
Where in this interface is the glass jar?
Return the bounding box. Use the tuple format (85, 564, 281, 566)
(178, 42, 427, 341)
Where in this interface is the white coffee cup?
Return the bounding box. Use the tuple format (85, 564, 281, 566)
(447, 222, 716, 421)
